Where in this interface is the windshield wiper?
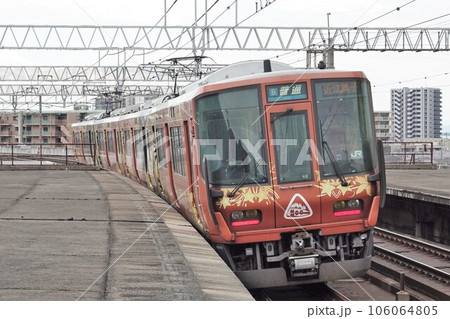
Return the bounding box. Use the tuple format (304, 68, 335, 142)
(228, 159, 263, 197)
(322, 141, 349, 187)
(271, 108, 293, 123)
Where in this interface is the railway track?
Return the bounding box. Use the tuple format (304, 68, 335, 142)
(251, 283, 350, 301)
(372, 227, 450, 300)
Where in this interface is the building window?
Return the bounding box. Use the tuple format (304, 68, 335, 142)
(43, 115, 48, 121)
(57, 114, 67, 120)
(43, 138, 49, 144)
(170, 126, 186, 176)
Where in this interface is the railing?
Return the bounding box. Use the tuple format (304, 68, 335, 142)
(0, 143, 96, 167)
(383, 141, 434, 166)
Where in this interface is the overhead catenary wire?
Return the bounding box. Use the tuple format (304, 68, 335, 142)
(14, 0, 181, 111)
(16, 0, 277, 112)
(270, 0, 418, 66)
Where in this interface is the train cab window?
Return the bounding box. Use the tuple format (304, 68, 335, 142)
(313, 79, 376, 178)
(170, 126, 186, 176)
(195, 86, 268, 186)
(271, 111, 313, 183)
(155, 128, 167, 168)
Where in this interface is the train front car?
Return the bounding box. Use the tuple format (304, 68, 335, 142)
(192, 65, 383, 288)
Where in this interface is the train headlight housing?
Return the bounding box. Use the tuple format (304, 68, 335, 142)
(231, 209, 261, 227)
(333, 199, 363, 217)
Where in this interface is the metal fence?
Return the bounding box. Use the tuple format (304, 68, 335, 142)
(0, 143, 96, 167)
(383, 141, 434, 165)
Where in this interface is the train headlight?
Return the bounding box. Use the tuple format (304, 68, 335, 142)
(245, 209, 258, 218)
(333, 201, 346, 209)
(348, 199, 362, 208)
(231, 211, 244, 221)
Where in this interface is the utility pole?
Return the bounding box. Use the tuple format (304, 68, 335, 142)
(39, 95, 42, 145)
(235, 0, 238, 25)
(164, 0, 167, 26)
(324, 12, 334, 69)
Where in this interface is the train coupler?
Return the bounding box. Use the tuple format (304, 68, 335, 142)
(288, 254, 319, 277)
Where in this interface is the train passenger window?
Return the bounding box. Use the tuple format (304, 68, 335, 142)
(271, 111, 313, 183)
(83, 132, 90, 153)
(117, 131, 123, 155)
(134, 129, 146, 171)
(124, 130, 132, 156)
(155, 128, 167, 168)
(170, 126, 186, 176)
(98, 131, 105, 151)
(107, 131, 114, 152)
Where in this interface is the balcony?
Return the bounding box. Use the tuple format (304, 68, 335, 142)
(0, 130, 13, 136)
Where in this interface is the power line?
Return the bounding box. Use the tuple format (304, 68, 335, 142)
(271, 0, 418, 66)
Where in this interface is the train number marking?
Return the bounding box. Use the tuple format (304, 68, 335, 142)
(284, 194, 313, 219)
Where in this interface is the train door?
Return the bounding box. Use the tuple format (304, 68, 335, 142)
(153, 126, 165, 195)
(88, 130, 96, 165)
(266, 101, 321, 228)
(131, 127, 144, 182)
(104, 130, 112, 169)
(140, 126, 151, 186)
(116, 129, 126, 175)
(95, 130, 103, 167)
(113, 129, 122, 173)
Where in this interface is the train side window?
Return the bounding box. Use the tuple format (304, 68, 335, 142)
(155, 128, 167, 168)
(107, 131, 114, 152)
(170, 126, 186, 176)
(98, 131, 105, 151)
(116, 130, 123, 155)
(124, 130, 132, 156)
(83, 132, 89, 153)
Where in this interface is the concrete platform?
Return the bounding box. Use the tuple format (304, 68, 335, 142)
(387, 169, 450, 205)
(0, 170, 253, 301)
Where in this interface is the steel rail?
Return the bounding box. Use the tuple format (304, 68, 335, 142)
(375, 227, 450, 260)
(373, 245, 450, 285)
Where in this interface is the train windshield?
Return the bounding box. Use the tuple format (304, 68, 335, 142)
(195, 87, 268, 186)
(314, 79, 376, 178)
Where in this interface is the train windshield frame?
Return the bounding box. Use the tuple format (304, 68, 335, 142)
(313, 78, 376, 179)
(195, 86, 268, 186)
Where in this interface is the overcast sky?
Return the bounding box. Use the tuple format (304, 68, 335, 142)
(0, 0, 449, 130)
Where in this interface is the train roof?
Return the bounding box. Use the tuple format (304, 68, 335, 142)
(72, 60, 366, 128)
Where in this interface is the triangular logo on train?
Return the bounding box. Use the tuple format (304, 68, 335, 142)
(284, 193, 313, 219)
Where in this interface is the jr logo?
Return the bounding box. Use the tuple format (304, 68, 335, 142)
(284, 194, 313, 219)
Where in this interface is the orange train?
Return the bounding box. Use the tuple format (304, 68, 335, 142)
(72, 60, 386, 288)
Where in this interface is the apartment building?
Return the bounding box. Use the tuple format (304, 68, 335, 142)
(391, 88, 442, 141)
(0, 110, 94, 144)
(374, 111, 394, 142)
